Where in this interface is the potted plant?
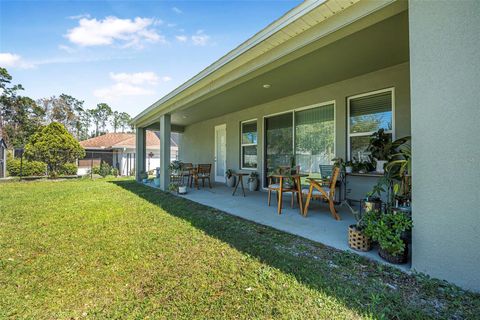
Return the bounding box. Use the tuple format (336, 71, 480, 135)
(348, 209, 374, 252)
(140, 171, 148, 183)
(363, 210, 413, 264)
(247, 171, 259, 191)
(154, 167, 161, 187)
(345, 160, 354, 173)
(225, 169, 235, 187)
(168, 182, 178, 193)
(169, 160, 184, 175)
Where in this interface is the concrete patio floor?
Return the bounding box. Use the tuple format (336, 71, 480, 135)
(147, 181, 411, 271)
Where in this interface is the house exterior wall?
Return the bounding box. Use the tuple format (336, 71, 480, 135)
(180, 62, 410, 192)
(409, 0, 480, 292)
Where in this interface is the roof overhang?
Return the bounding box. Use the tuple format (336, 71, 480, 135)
(134, 0, 406, 128)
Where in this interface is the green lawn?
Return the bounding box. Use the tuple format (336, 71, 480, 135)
(0, 178, 479, 319)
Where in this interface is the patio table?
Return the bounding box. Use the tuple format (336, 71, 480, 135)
(269, 173, 308, 215)
(232, 172, 249, 197)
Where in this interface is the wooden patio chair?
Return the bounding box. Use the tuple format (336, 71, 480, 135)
(182, 162, 193, 186)
(267, 166, 298, 211)
(302, 166, 341, 220)
(196, 164, 212, 189)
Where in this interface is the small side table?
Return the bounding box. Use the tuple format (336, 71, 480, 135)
(232, 173, 249, 197)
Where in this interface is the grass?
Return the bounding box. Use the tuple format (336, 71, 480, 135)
(0, 178, 479, 319)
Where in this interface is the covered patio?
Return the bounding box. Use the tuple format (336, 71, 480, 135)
(145, 180, 411, 271)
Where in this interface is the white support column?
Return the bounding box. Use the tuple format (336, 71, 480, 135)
(409, 0, 480, 292)
(159, 114, 171, 190)
(135, 127, 146, 182)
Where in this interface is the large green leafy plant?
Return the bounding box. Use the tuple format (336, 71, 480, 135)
(363, 211, 412, 256)
(24, 122, 85, 177)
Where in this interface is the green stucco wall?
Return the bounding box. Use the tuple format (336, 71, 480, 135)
(180, 62, 410, 188)
(409, 0, 480, 292)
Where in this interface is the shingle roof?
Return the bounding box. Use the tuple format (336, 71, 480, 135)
(79, 132, 161, 149)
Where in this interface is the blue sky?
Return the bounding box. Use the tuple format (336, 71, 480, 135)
(0, 0, 301, 116)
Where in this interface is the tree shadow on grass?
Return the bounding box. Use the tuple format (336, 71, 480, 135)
(110, 180, 480, 319)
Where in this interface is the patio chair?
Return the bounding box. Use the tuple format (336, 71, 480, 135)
(319, 165, 333, 185)
(302, 166, 341, 220)
(267, 166, 299, 211)
(196, 164, 212, 189)
(182, 162, 193, 186)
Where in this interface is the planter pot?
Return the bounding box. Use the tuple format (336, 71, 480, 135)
(153, 178, 160, 187)
(226, 176, 236, 187)
(348, 225, 372, 252)
(376, 160, 388, 173)
(378, 245, 408, 264)
(178, 186, 187, 194)
(345, 166, 353, 174)
(248, 179, 258, 191)
(363, 200, 382, 212)
(142, 178, 148, 184)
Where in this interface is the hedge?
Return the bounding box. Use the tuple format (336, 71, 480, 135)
(58, 163, 78, 176)
(6, 157, 47, 177)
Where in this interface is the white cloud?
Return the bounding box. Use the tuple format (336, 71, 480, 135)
(94, 71, 171, 102)
(172, 7, 182, 14)
(109, 71, 159, 85)
(191, 30, 210, 46)
(58, 44, 76, 53)
(68, 13, 91, 20)
(0, 53, 34, 69)
(66, 16, 165, 48)
(175, 35, 187, 42)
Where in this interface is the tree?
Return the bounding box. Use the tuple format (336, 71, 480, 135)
(119, 112, 132, 132)
(95, 103, 112, 134)
(0, 68, 44, 147)
(111, 111, 121, 133)
(24, 122, 85, 177)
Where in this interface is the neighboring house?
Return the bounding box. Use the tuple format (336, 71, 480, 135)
(79, 132, 178, 176)
(132, 1, 479, 291)
(0, 137, 7, 178)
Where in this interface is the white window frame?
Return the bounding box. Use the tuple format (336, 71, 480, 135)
(261, 100, 336, 188)
(347, 88, 395, 160)
(240, 119, 258, 170)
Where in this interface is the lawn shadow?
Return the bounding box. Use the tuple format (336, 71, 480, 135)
(110, 180, 479, 319)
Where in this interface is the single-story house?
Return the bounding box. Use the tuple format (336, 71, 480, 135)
(132, 0, 479, 291)
(0, 137, 7, 178)
(78, 132, 179, 176)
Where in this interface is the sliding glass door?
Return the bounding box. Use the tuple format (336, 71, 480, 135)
(264, 112, 293, 186)
(264, 103, 335, 186)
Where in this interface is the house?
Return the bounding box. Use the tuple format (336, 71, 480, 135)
(78, 132, 179, 176)
(132, 1, 479, 291)
(0, 137, 7, 178)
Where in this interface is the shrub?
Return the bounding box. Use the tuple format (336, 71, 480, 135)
(6, 155, 47, 177)
(58, 163, 78, 176)
(98, 161, 112, 178)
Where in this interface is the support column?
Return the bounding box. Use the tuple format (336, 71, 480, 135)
(409, 0, 480, 292)
(159, 114, 171, 190)
(135, 127, 146, 182)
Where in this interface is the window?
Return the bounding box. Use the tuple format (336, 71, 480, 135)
(348, 89, 394, 161)
(240, 120, 257, 169)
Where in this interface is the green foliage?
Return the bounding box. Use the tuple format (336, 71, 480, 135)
(225, 169, 233, 178)
(6, 154, 47, 176)
(139, 171, 148, 180)
(24, 122, 85, 177)
(169, 160, 183, 171)
(98, 161, 112, 178)
(248, 171, 259, 182)
(58, 162, 78, 176)
(368, 129, 410, 161)
(363, 211, 412, 256)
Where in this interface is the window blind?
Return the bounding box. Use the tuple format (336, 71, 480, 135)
(350, 91, 392, 117)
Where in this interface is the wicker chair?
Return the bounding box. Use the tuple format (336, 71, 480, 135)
(302, 166, 341, 220)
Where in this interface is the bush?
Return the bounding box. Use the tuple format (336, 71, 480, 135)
(6, 155, 47, 177)
(58, 163, 78, 176)
(98, 161, 112, 177)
